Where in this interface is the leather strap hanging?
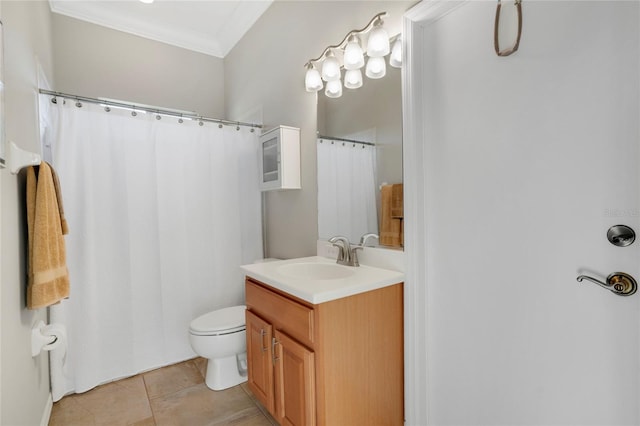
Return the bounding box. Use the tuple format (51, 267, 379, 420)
(494, 0, 522, 57)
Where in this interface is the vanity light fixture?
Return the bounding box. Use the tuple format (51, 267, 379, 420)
(365, 56, 386, 79)
(389, 36, 402, 68)
(325, 79, 343, 98)
(344, 69, 363, 89)
(343, 36, 365, 70)
(366, 19, 390, 57)
(303, 11, 402, 97)
(305, 64, 323, 92)
(321, 51, 341, 82)
(139, 0, 154, 3)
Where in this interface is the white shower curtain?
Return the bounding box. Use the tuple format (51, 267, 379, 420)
(317, 138, 378, 243)
(43, 98, 263, 401)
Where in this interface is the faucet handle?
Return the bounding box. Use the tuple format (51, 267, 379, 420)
(359, 233, 379, 247)
(350, 246, 363, 267)
(331, 243, 346, 262)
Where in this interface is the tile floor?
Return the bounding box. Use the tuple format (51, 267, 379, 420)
(48, 358, 278, 426)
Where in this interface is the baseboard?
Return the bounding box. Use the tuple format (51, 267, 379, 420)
(40, 393, 53, 426)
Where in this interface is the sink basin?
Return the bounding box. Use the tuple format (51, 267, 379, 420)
(277, 262, 355, 280)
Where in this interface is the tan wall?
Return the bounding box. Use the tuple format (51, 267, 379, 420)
(224, 0, 414, 259)
(52, 13, 225, 118)
(0, 2, 56, 425)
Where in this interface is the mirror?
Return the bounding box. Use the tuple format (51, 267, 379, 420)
(317, 64, 403, 248)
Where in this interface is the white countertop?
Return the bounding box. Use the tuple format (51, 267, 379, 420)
(240, 256, 405, 304)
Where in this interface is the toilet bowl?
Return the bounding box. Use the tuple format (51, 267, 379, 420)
(189, 305, 247, 391)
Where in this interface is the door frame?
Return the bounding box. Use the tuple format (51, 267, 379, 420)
(402, 2, 469, 425)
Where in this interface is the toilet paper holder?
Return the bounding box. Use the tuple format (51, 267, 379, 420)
(31, 320, 64, 357)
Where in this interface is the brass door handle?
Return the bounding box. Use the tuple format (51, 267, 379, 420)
(577, 272, 637, 296)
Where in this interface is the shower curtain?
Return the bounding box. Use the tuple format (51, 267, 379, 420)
(317, 138, 378, 243)
(42, 98, 263, 401)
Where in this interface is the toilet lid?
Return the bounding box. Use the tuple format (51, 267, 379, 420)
(189, 305, 246, 335)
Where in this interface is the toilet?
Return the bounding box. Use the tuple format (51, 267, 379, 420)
(188, 305, 247, 391)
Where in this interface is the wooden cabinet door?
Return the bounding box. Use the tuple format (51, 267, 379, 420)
(246, 310, 274, 414)
(274, 330, 316, 426)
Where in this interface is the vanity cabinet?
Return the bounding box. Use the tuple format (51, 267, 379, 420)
(245, 277, 403, 426)
(246, 311, 275, 412)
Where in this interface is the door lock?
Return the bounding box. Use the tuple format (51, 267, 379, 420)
(607, 225, 635, 247)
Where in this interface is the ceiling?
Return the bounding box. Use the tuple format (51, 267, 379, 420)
(48, 0, 274, 58)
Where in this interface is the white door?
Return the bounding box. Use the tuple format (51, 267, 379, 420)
(404, 1, 640, 425)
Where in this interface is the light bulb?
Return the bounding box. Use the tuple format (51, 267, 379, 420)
(325, 80, 343, 98)
(390, 38, 402, 68)
(343, 36, 364, 70)
(367, 21, 390, 57)
(321, 52, 341, 82)
(305, 66, 323, 92)
(344, 69, 363, 89)
(365, 56, 386, 79)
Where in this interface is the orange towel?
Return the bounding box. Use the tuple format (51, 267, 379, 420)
(391, 183, 403, 218)
(50, 164, 69, 235)
(26, 162, 70, 309)
(380, 184, 403, 248)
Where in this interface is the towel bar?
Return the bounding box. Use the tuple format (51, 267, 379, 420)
(8, 141, 41, 174)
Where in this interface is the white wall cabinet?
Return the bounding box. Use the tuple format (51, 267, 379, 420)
(259, 126, 300, 191)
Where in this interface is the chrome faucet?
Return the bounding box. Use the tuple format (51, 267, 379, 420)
(359, 233, 379, 247)
(329, 236, 361, 267)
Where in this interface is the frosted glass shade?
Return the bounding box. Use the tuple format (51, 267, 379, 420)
(344, 69, 363, 89)
(367, 24, 390, 57)
(325, 80, 343, 98)
(344, 39, 364, 70)
(389, 38, 402, 68)
(305, 67, 323, 92)
(365, 56, 386, 79)
(322, 53, 341, 82)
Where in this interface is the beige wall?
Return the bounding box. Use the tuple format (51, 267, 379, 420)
(225, 0, 414, 259)
(52, 13, 225, 117)
(0, 2, 56, 425)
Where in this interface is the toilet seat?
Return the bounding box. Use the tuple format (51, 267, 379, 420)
(189, 305, 246, 336)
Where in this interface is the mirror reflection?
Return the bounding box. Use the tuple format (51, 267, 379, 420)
(317, 65, 403, 248)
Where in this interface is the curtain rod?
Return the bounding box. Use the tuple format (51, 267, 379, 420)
(318, 135, 375, 146)
(38, 89, 263, 130)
